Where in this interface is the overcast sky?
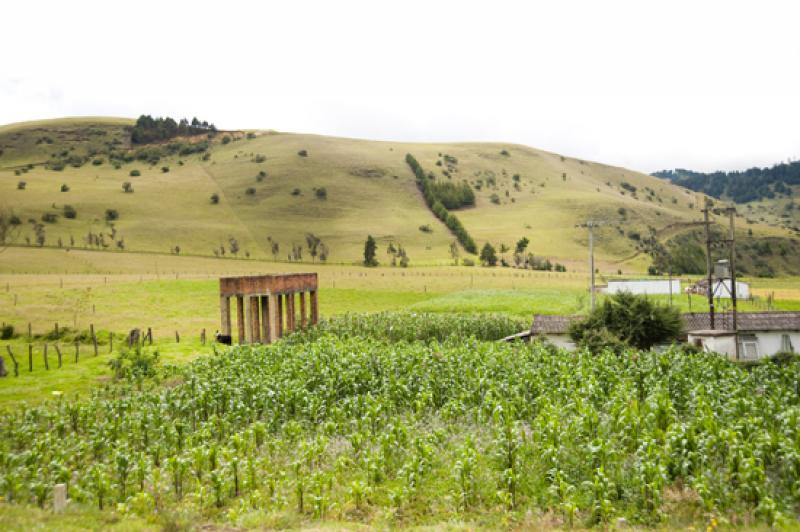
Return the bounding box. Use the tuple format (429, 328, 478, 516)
(2, 1, 798, 173)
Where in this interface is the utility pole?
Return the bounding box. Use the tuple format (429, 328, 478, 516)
(577, 221, 605, 311)
(727, 207, 739, 359)
(702, 200, 715, 329)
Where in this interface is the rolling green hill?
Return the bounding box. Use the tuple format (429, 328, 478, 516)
(1, 117, 799, 274)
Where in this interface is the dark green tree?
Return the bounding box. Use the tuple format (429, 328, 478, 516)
(363, 235, 378, 267)
(569, 292, 682, 352)
(480, 243, 498, 266)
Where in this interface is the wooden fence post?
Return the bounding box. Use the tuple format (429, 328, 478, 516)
(28, 344, 32, 372)
(0, 355, 6, 378)
(75, 340, 79, 363)
(43, 344, 49, 370)
(201, 328, 206, 345)
(148, 327, 153, 345)
(90, 324, 98, 356)
(55, 344, 63, 368)
(55, 322, 59, 337)
(6, 346, 19, 377)
(109, 332, 113, 352)
(175, 331, 180, 343)
(28, 322, 32, 340)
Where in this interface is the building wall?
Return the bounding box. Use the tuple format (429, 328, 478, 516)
(689, 331, 799, 360)
(711, 280, 750, 300)
(606, 279, 681, 296)
(541, 334, 576, 351)
(753, 332, 800, 357)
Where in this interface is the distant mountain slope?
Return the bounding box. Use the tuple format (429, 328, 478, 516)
(1, 117, 798, 274)
(653, 161, 800, 203)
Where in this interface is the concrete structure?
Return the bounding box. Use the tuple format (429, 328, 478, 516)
(219, 273, 318, 344)
(602, 279, 681, 296)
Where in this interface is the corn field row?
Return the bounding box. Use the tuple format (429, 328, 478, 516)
(0, 314, 799, 527)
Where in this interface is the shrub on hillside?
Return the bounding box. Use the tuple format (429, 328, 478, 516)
(105, 209, 119, 221)
(314, 187, 327, 200)
(222, 135, 232, 145)
(161, 166, 170, 173)
(210, 193, 220, 204)
(92, 158, 104, 166)
(291, 188, 301, 196)
(130, 169, 141, 177)
(122, 182, 134, 193)
(41, 213, 58, 224)
(245, 187, 256, 196)
(17, 181, 26, 190)
(63, 205, 77, 219)
(60, 184, 70, 192)
(298, 149, 308, 157)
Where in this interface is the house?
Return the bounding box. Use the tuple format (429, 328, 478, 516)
(685, 311, 799, 361)
(601, 279, 681, 296)
(688, 278, 751, 300)
(506, 311, 800, 361)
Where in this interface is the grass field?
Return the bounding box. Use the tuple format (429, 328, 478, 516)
(1, 246, 798, 406)
(3, 117, 798, 272)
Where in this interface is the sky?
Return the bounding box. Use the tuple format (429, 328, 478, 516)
(1, 0, 798, 173)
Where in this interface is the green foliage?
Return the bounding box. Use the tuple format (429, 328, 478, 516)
(122, 182, 133, 193)
(480, 242, 498, 266)
(406, 154, 477, 254)
(1, 325, 798, 527)
(130, 115, 215, 144)
(654, 160, 800, 203)
(210, 193, 220, 204)
(314, 187, 327, 200)
(41, 213, 57, 224)
(105, 209, 119, 221)
(221, 135, 231, 145)
(569, 292, 682, 351)
(129, 169, 141, 177)
(108, 346, 160, 381)
(60, 183, 70, 192)
(0, 324, 14, 339)
(418, 224, 432, 233)
(62, 205, 77, 219)
(16, 181, 26, 190)
(363, 235, 378, 266)
(297, 149, 308, 157)
(298, 312, 526, 343)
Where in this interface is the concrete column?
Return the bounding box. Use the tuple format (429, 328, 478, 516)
(299, 291, 307, 329)
(276, 293, 284, 338)
(268, 293, 279, 342)
(220, 295, 231, 336)
(310, 290, 319, 324)
(249, 296, 261, 343)
(236, 295, 245, 344)
(260, 296, 270, 343)
(286, 292, 295, 332)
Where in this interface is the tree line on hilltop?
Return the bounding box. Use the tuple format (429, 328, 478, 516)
(653, 160, 800, 203)
(130, 115, 217, 144)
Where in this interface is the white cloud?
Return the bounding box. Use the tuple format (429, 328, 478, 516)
(1, 0, 798, 173)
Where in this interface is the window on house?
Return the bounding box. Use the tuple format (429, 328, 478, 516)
(781, 334, 795, 353)
(738, 335, 759, 359)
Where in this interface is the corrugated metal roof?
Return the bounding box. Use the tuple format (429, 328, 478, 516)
(531, 315, 580, 334)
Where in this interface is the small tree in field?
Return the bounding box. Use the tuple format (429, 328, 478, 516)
(363, 235, 378, 267)
(569, 291, 682, 352)
(480, 243, 497, 266)
(449, 240, 460, 265)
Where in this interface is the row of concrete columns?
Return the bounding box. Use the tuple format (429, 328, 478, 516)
(220, 290, 318, 344)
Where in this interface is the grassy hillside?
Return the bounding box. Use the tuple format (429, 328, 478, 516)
(2, 117, 798, 272)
